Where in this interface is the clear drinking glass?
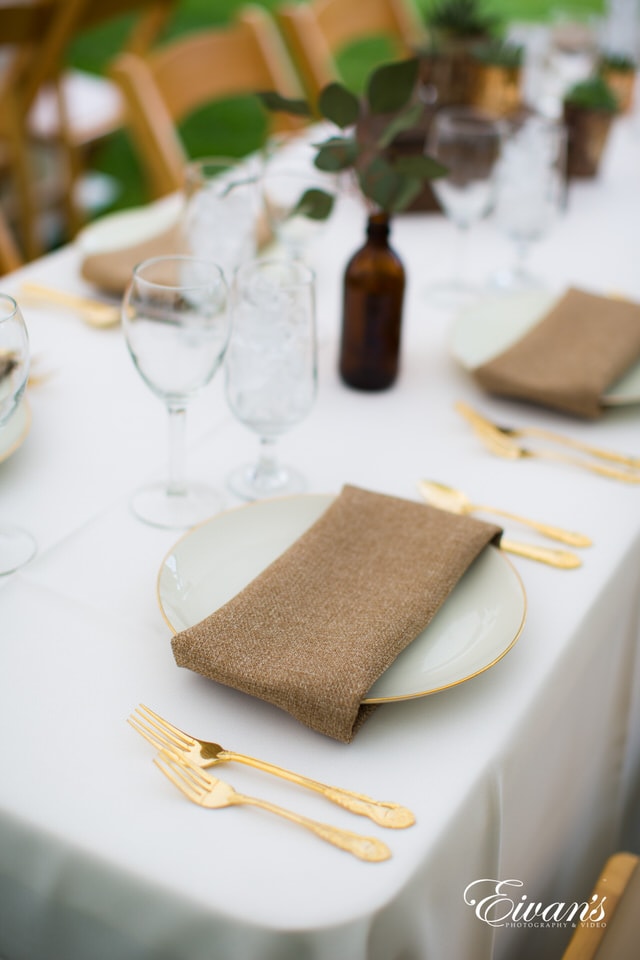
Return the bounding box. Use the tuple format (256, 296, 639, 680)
(225, 258, 317, 500)
(179, 157, 260, 280)
(491, 116, 567, 291)
(427, 106, 504, 304)
(122, 255, 230, 529)
(0, 294, 37, 574)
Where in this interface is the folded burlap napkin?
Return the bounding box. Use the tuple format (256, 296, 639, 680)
(80, 223, 183, 296)
(171, 485, 501, 742)
(473, 288, 640, 418)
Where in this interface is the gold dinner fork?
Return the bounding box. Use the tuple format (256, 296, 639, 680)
(154, 749, 391, 862)
(129, 704, 415, 828)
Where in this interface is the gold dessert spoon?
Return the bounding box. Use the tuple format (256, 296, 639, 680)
(418, 480, 592, 548)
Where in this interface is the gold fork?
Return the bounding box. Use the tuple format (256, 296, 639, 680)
(154, 749, 391, 862)
(129, 704, 415, 828)
(20, 282, 120, 328)
(456, 401, 640, 471)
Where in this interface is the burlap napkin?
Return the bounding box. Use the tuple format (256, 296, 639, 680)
(80, 223, 183, 296)
(171, 485, 502, 742)
(473, 288, 640, 418)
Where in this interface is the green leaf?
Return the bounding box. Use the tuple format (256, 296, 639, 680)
(256, 91, 311, 117)
(391, 154, 448, 179)
(317, 83, 360, 128)
(366, 58, 419, 115)
(389, 177, 422, 213)
(292, 188, 335, 221)
(314, 137, 359, 171)
(377, 102, 426, 148)
(357, 156, 403, 210)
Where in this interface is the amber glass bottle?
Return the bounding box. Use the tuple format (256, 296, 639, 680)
(339, 213, 405, 391)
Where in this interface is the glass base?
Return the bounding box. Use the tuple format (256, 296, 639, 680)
(423, 278, 481, 310)
(489, 268, 545, 293)
(227, 462, 306, 501)
(130, 482, 223, 529)
(0, 526, 37, 575)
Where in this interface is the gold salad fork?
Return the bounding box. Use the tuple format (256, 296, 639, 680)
(155, 749, 391, 862)
(129, 704, 415, 828)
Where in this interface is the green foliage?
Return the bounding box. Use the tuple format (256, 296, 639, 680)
(599, 51, 636, 72)
(472, 39, 523, 67)
(425, 0, 501, 38)
(564, 75, 619, 112)
(259, 58, 447, 216)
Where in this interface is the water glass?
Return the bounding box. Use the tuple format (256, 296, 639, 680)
(225, 259, 317, 500)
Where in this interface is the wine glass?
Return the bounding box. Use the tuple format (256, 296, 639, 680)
(427, 106, 504, 304)
(491, 115, 567, 291)
(179, 157, 260, 281)
(225, 258, 317, 501)
(122, 255, 230, 529)
(260, 167, 335, 261)
(0, 294, 37, 575)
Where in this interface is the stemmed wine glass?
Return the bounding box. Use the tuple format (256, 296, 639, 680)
(0, 294, 37, 574)
(491, 115, 567, 291)
(225, 258, 317, 500)
(122, 255, 230, 529)
(427, 106, 503, 304)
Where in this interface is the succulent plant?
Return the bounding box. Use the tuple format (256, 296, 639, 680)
(564, 75, 619, 113)
(259, 58, 447, 217)
(599, 51, 636, 73)
(472, 39, 523, 68)
(425, 0, 501, 39)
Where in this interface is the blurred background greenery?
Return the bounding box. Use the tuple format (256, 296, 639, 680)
(69, 0, 606, 214)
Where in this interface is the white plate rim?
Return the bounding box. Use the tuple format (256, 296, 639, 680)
(157, 493, 527, 704)
(75, 196, 181, 256)
(450, 289, 640, 406)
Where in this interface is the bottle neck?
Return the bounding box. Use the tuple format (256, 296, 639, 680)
(366, 213, 390, 245)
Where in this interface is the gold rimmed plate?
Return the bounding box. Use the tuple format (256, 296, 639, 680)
(157, 494, 527, 703)
(0, 399, 31, 465)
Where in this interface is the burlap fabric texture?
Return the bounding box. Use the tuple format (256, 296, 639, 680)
(171, 485, 502, 743)
(473, 288, 640, 418)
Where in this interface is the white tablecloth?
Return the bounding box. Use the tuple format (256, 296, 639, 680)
(1, 112, 639, 960)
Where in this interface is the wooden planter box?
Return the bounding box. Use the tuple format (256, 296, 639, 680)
(563, 103, 616, 178)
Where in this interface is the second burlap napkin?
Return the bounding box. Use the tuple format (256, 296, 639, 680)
(80, 223, 183, 296)
(171, 485, 502, 742)
(473, 288, 640, 418)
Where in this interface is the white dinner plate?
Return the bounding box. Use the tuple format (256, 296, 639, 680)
(75, 195, 181, 256)
(0, 399, 31, 465)
(450, 290, 640, 406)
(157, 494, 527, 703)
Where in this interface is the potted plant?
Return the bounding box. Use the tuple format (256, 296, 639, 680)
(470, 39, 523, 117)
(563, 75, 619, 178)
(598, 52, 636, 113)
(419, 0, 502, 107)
(259, 58, 447, 389)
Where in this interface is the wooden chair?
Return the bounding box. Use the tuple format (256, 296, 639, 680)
(0, 205, 22, 275)
(0, 0, 175, 259)
(561, 852, 640, 959)
(110, 5, 306, 200)
(275, 0, 425, 103)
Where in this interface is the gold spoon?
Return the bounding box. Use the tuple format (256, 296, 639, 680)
(418, 480, 592, 548)
(19, 282, 120, 328)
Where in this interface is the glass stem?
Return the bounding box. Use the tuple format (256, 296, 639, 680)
(255, 436, 278, 480)
(514, 239, 530, 278)
(167, 405, 188, 497)
(453, 223, 469, 288)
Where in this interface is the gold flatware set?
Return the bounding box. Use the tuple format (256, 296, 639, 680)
(130, 703, 414, 862)
(456, 401, 640, 484)
(20, 282, 120, 329)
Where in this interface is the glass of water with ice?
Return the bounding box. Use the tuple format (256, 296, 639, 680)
(491, 114, 567, 291)
(225, 258, 317, 500)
